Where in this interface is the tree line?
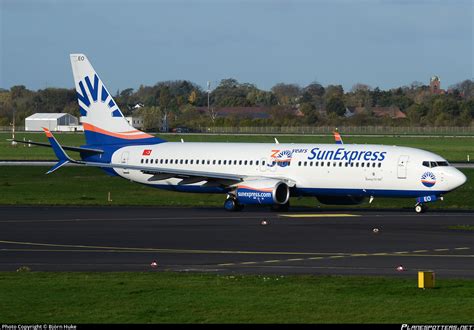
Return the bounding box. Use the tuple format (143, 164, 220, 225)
(0, 78, 473, 130)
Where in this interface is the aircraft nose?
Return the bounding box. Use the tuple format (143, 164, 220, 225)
(453, 169, 467, 189)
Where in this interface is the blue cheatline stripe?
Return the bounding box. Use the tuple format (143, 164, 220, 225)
(295, 187, 447, 198)
(142, 184, 446, 198)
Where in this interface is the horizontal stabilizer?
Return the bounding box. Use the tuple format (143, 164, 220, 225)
(9, 139, 103, 154)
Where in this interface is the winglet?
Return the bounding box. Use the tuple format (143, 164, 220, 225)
(42, 127, 73, 174)
(333, 131, 343, 145)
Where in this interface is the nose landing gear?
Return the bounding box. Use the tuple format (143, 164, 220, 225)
(414, 203, 427, 214)
(414, 194, 442, 213)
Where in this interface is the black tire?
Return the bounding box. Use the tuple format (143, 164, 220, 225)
(224, 198, 244, 212)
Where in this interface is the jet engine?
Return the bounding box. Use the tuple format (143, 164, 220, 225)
(235, 179, 290, 205)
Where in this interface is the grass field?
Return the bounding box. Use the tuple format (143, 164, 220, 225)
(1, 166, 473, 209)
(1, 272, 473, 323)
(1, 132, 474, 162)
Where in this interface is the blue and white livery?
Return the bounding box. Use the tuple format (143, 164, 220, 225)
(35, 54, 467, 213)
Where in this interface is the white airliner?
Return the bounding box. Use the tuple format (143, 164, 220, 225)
(28, 54, 467, 213)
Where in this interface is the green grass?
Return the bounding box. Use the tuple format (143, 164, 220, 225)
(0, 166, 473, 209)
(1, 132, 474, 162)
(447, 225, 474, 231)
(0, 272, 473, 323)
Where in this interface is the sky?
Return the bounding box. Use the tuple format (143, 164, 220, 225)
(1, 0, 473, 92)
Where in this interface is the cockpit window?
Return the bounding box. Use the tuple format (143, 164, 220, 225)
(422, 160, 450, 168)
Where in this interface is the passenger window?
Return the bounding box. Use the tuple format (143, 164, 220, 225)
(223, 160, 226, 165)
(361, 163, 364, 167)
(190, 160, 193, 165)
(244, 160, 248, 165)
(304, 161, 307, 166)
(262, 161, 266, 166)
(185, 160, 188, 165)
(249, 160, 253, 166)
(141, 159, 144, 164)
(372, 163, 376, 168)
(315, 162, 319, 166)
(327, 162, 330, 167)
(207, 160, 210, 165)
(239, 160, 242, 165)
(256, 161, 259, 166)
(298, 161, 302, 166)
(378, 163, 382, 168)
(355, 162, 359, 167)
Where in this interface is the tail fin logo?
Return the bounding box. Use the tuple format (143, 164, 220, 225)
(76, 74, 123, 118)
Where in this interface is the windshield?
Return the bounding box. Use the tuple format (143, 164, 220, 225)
(422, 161, 450, 168)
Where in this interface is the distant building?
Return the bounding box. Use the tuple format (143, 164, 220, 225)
(25, 113, 81, 131)
(125, 116, 144, 129)
(430, 75, 445, 95)
(345, 106, 406, 119)
(131, 103, 145, 110)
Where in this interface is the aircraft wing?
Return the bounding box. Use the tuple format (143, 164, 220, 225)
(333, 131, 343, 144)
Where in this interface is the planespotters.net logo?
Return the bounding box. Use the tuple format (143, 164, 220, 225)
(421, 172, 436, 188)
(401, 325, 474, 330)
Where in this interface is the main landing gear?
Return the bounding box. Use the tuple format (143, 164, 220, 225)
(224, 197, 244, 212)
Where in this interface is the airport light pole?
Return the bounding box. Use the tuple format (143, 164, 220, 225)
(11, 108, 17, 146)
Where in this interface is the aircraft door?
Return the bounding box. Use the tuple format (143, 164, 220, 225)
(121, 151, 130, 175)
(397, 155, 409, 179)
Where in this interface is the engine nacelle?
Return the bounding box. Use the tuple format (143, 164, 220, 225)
(316, 195, 365, 205)
(235, 179, 290, 205)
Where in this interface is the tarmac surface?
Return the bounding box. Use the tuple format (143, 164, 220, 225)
(0, 206, 473, 277)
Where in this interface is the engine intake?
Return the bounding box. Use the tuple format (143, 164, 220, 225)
(236, 179, 289, 205)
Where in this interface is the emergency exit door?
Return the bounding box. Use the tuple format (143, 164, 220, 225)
(397, 155, 409, 179)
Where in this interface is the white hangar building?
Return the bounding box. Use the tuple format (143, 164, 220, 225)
(25, 113, 81, 132)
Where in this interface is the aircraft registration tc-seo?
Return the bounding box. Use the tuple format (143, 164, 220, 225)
(26, 54, 467, 213)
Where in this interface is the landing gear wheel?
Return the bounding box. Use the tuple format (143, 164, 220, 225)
(270, 201, 290, 212)
(224, 198, 243, 212)
(415, 204, 426, 214)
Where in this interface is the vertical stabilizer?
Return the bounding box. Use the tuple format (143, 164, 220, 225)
(70, 54, 164, 146)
